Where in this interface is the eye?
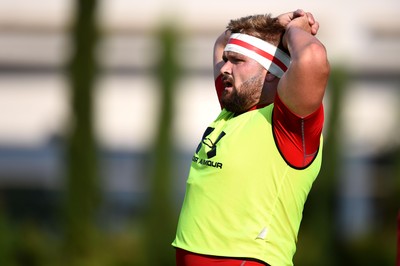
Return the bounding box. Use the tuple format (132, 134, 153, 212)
(222, 55, 228, 63)
(231, 57, 244, 64)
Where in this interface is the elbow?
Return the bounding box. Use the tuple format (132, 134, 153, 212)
(304, 41, 330, 76)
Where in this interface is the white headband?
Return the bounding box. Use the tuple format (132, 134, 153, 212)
(224, 33, 291, 78)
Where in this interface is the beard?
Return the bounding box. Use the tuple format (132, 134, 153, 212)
(221, 73, 264, 114)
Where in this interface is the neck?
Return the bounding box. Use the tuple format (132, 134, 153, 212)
(259, 76, 279, 106)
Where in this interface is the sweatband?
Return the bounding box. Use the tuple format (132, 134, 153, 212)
(224, 33, 291, 78)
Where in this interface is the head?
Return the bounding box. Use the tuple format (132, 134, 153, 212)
(220, 14, 287, 113)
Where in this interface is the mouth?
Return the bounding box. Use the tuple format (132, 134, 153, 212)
(222, 76, 234, 90)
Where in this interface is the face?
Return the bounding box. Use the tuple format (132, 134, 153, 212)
(220, 51, 266, 113)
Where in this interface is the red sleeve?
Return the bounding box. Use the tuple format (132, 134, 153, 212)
(273, 94, 324, 169)
(215, 74, 224, 109)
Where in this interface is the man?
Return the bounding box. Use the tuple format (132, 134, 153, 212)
(172, 9, 330, 266)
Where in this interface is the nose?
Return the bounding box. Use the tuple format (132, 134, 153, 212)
(220, 61, 232, 76)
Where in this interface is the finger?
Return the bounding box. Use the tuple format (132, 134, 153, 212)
(306, 12, 315, 25)
(284, 11, 295, 20)
(311, 21, 320, 35)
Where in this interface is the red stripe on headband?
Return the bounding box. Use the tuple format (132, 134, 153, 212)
(228, 38, 288, 72)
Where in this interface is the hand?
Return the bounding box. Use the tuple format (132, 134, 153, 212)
(277, 9, 319, 35)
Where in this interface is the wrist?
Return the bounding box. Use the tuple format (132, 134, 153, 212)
(281, 30, 289, 51)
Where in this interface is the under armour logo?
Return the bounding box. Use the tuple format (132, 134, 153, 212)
(196, 127, 226, 159)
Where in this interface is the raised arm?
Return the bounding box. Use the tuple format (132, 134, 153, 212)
(277, 10, 330, 117)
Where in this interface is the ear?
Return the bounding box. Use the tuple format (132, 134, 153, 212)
(265, 73, 277, 82)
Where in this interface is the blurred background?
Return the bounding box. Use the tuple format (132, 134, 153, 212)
(0, 0, 399, 265)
